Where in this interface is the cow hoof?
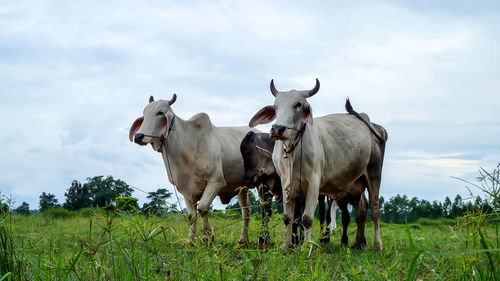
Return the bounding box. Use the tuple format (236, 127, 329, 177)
(319, 231, 331, 244)
(258, 236, 271, 246)
(238, 238, 249, 245)
(184, 239, 195, 247)
(202, 235, 214, 245)
(341, 237, 349, 247)
(319, 236, 330, 244)
(281, 242, 293, 251)
(258, 231, 271, 246)
(351, 241, 366, 250)
(374, 241, 384, 251)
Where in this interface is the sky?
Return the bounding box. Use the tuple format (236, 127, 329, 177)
(0, 0, 499, 210)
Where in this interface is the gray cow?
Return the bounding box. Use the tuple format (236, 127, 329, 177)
(130, 95, 259, 245)
(249, 79, 387, 250)
(240, 131, 339, 246)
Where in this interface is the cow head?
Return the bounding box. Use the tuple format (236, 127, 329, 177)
(129, 94, 177, 152)
(249, 79, 319, 142)
(240, 132, 276, 185)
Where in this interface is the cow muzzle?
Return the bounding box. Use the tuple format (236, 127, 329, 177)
(270, 125, 287, 139)
(134, 133, 147, 145)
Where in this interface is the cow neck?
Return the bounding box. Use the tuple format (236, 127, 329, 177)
(282, 122, 307, 202)
(160, 114, 186, 187)
(283, 122, 306, 157)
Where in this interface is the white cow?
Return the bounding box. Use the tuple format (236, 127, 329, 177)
(249, 79, 387, 250)
(130, 94, 259, 244)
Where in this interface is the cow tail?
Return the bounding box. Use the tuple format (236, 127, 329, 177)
(345, 98, 386, 143)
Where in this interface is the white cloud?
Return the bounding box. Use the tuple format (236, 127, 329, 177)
(0, 0, 499, 209)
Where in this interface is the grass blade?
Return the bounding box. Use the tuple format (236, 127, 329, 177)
(407, 251, 422, 281)
(0, 273, 11, 281)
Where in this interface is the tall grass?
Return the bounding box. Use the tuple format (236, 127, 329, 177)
(0, 208, 497, 280)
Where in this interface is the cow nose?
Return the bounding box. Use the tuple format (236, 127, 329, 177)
(271, 125, 286, 137)
(134, 133, 145, 144)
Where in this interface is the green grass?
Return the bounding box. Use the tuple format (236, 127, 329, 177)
(1, 211, 498, 280)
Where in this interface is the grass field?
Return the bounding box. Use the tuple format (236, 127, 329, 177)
(1, 210, 498, 280)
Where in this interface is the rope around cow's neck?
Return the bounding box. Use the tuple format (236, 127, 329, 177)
(284, 122, 305, 202)
(283, 122, 306, 156)
(157, 115, 176, 187)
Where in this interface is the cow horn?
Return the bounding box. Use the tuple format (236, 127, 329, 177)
(270, 79, 278, 97)
(306, 78, 320, 97)
(168, 93, 177, 106)
(149, 95, 154, 103)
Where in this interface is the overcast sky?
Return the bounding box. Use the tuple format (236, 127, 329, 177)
(1, 1, 499, 210)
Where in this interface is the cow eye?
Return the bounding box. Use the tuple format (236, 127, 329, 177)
(295, 102, 302, 108)
(157, 111, 164, 116)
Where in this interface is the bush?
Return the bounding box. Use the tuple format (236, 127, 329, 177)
(417, 217, 456, 226)
(115, 197, 139, 213)
(43, 208, 73, 219)
(78, 207, 106, 217)
(417, 218, 441, 226)
(438, 217, 456, 226)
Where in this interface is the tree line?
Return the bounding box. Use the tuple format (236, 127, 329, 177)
(5, 176, 496, 223)
(378, 194, 495, 224)
(4, 175, 177, 216)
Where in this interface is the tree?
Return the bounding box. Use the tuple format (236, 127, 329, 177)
(142, 188, 175, 215)
(15, 202, 30, 216)
(431, 201, 443, 219)
(0, 202, 8, 213)
(85, 176, 133, 208)
(450, 194, 464, 217)
(115, 197, 139, 213)
(226, 190, 261, 215)
(39, 192, 60, 212)
(63, 180, 91, 210)
(443, 196, 452, 217)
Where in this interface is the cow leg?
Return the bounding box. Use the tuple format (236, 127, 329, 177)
(318, 195, 329, 243)
(301, 178, 320, 249)
(197, 182, 222, 245)
(281, 200, 296, 250)
(322, 198, 333, 243)
(292, 197, 304, 247)
(338, 197, 350, 247)
(184, 195, 198, 244)
(367, 172, 384, 251)
(351, 193, 367, 250)
(258, 181, 273, 246)
(237, 188, 251, 245)
(327, 200, 338, 232)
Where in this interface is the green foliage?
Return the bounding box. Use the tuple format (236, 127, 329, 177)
(0, 202, 8, 214)
(380, 193, 494, 224)
(78, 207, 106, 217)
(14, 202, 30, 216)
(39, 192, 60, 212)
(85, 176, 133, 208)
(1, 212, 498, 280)
(43, 208, 73, 219)
(63, 180, 91, 210)
(225, 189, 263, 215)
(115, 197, 139, 213)
(416, 217, 456, 226)
(141, 188, 176, 216)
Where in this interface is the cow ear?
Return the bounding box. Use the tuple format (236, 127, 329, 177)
(249, 106, 276, 128)
(162, 111, 175, 138)
(129, 117, 144, 142)
(301, 103, 313, 126)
